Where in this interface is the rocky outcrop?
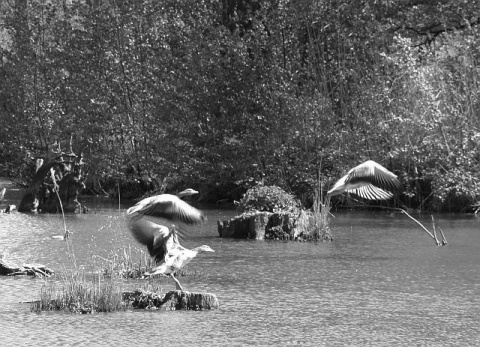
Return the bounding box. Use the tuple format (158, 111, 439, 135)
(123, 289, 219, 311)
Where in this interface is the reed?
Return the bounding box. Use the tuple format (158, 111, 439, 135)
(99, 246, 155, 279)
(99, 246, 204, 280)
(31, 268, 127, 313)
(291, 190, 332, 242)
(310, 190, 333, 241)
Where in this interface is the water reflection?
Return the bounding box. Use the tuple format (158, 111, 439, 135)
(0, 192, 479, 346)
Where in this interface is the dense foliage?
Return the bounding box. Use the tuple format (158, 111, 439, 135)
(1, 0, 479, 211)
(238, 185, 302, 213)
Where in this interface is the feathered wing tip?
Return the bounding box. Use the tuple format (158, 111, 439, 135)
(327, 160, 403, 199)
(348, 184, 394, 200)
(348, 160, 403, 192)
(126, 216, 174, 262)
(0, 187, 5, 201)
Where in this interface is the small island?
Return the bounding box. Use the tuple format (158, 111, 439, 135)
(218, 185, 332, 242)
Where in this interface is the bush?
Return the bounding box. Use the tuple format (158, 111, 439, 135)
(238, 185, 303, 213)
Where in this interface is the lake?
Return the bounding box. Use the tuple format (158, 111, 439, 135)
(1, 187, 480, 346)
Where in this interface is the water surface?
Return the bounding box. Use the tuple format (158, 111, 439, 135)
(1, 189, 479, 346)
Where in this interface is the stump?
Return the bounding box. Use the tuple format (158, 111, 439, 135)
(218, 210, 313, 240)
(18, 140, 86, 213)
(217, 211, 271, 239)
(123, 289, 219, 311)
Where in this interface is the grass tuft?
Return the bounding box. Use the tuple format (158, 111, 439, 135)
(31, 269, 127, 313)
(292, 189, 333, 242)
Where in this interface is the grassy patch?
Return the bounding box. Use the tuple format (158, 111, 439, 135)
(31, 245, 207, 313)
(311, 192, 333, 241)
(31, 269, 127, 313)
(292, 190, 333, 242)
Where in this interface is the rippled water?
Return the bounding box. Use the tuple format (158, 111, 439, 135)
(1, 188, 480, 346)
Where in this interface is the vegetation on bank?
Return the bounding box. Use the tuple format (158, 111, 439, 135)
(1, 0, 479, 212)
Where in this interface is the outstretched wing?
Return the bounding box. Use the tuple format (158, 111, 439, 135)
(127, 194, 205, 225)
(347, 184, 394, 200)
(346, 160, 403, 193)
(126, 216, 178, 263)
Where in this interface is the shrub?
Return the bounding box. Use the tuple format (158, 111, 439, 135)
(238, 185, 303, 213)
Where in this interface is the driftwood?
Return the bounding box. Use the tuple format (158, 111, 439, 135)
(0, 256, 54, 277)
(123, 288, 219, 311)
(18, 139, 86, 213)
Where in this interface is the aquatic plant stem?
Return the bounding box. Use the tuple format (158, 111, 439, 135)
(50, 168, 68, 238)
(50, 168, 77, 268)
(345, 204, 447, 246)
(118, 181, 121, 211)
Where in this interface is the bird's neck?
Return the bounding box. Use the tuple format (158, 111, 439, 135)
(191, 247, 205, 254)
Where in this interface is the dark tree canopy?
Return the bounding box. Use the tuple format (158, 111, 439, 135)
(0, 0, 479, 212)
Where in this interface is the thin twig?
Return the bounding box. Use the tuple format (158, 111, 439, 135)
(431, 215, 440, 245)
(50, 168, 77, 268)
(118, 181, 121, 211)
(438, 227, 448, 245)
(345, 204, 446, 246)
(399, 210, 437, 241)
(50, 168, 68, 238)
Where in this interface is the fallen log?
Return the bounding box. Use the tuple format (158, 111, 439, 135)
(123, 288, 219, 311)
(0, 257, 54, 277)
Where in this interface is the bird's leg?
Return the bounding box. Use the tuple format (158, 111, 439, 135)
(170, 274, 184, 291)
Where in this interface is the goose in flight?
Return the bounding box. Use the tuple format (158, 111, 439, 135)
(327, 160, 403, 200)
(126, 189, 213, 290)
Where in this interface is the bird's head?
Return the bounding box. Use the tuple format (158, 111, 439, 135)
(197, 245, 214, 253)
(177, 188, 199, 198)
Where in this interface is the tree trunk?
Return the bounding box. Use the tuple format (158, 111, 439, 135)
(18, 141, 86, 213)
